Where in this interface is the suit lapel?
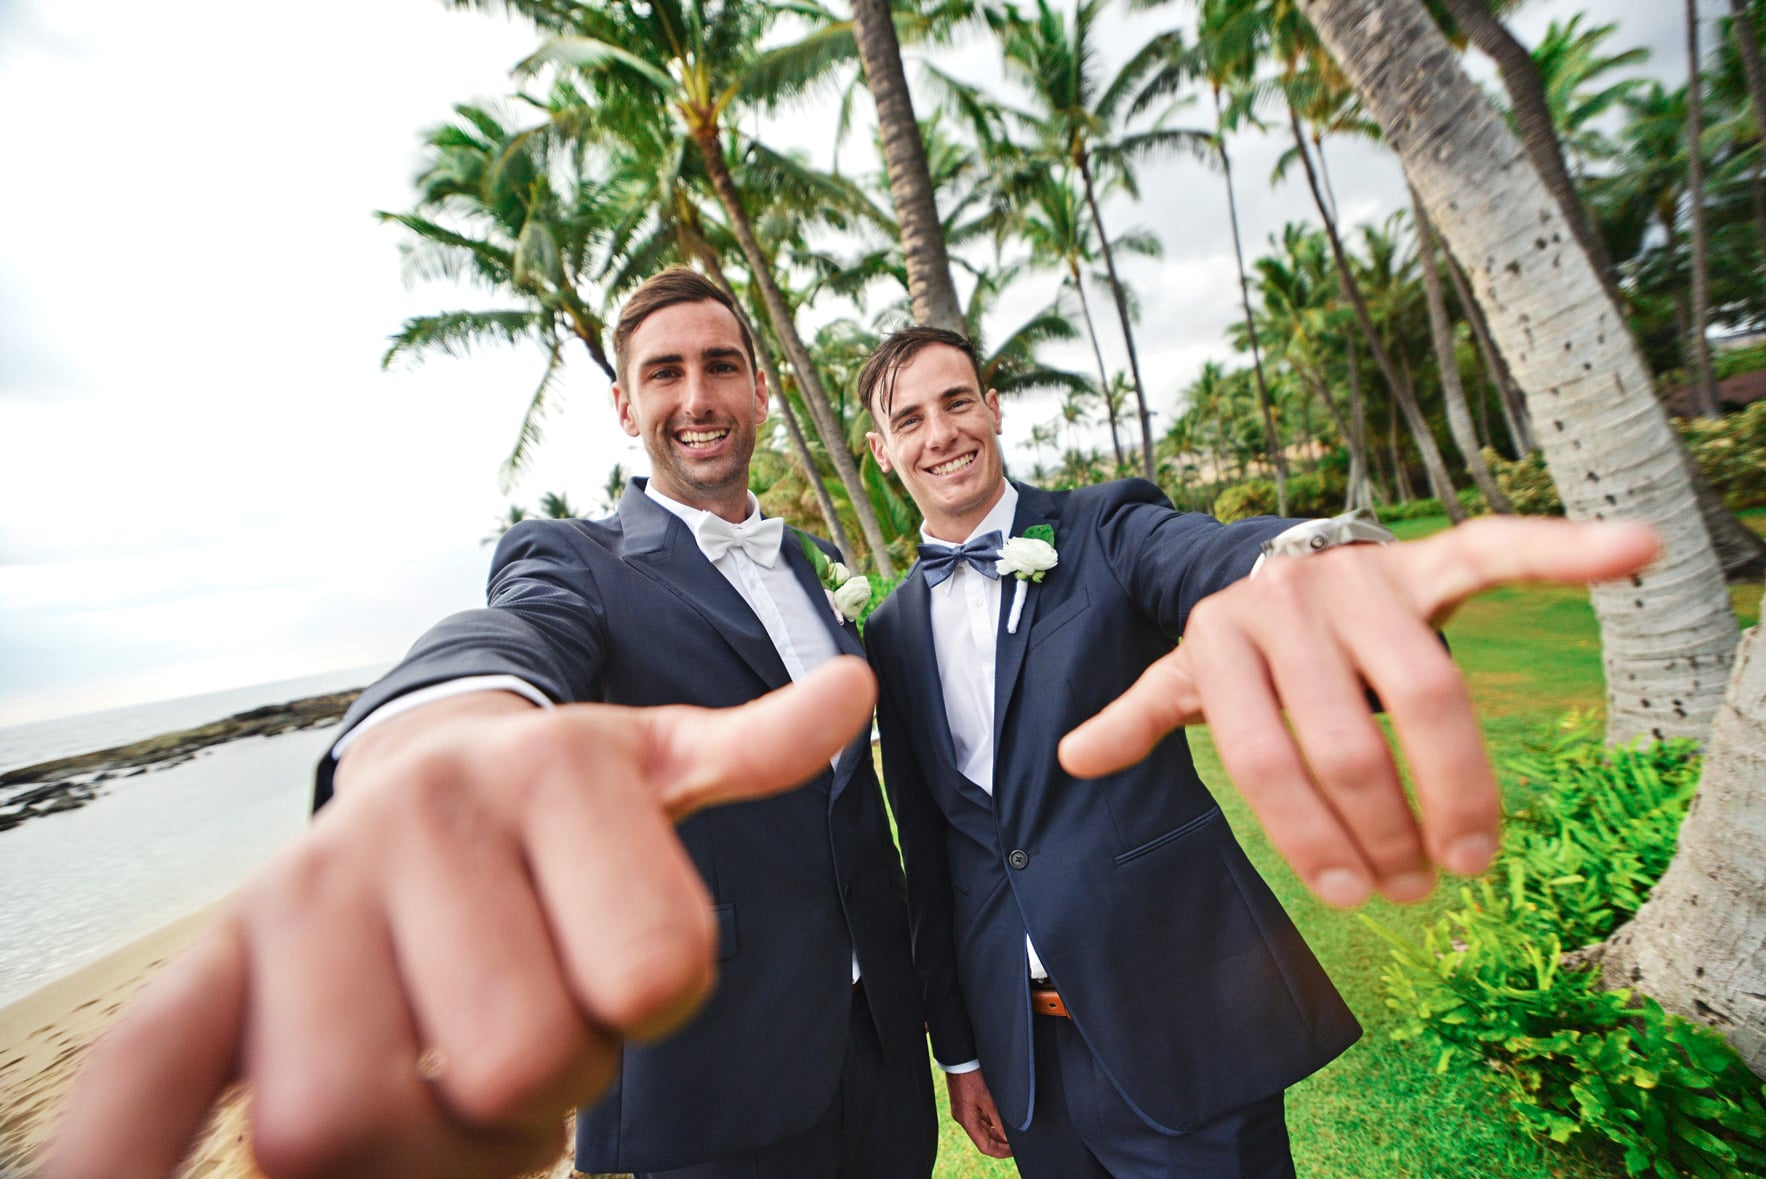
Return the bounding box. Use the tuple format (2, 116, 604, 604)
(893, 567, 982, 802)
(617, 486, 791, 691)
(779, 532, 870, 797)
(992, 482, 1060, 758)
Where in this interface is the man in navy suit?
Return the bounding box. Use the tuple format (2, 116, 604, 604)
(857, 325, 1651, 1177)
(46, 269, 934, 1179)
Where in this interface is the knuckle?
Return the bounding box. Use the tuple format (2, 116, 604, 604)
(1400, 662, 1468, 713)
(251, 1081, 372, 1179)
(442, 1025, 583, 1127)
(1307, 731, 1391, 790)
(1220, 734, 1295, 788)
(589, 916, 716, 1031)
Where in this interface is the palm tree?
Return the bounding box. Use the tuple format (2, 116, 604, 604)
(515, 0, 898, 576)
(848, 0, 965, 330)
(379, 101, 618, 489)
(980, 0, 1211, 478)
(1685, 0, 1722, 419)
(1296, 0, 1737, 741)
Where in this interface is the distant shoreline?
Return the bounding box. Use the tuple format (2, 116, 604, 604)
(0, 690, 362, 834)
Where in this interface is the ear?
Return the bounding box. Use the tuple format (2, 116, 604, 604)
(752, 367, 770, 425)
(985, 387, 1003, 434)
(866, 430, 893, 473)
(612, 384, 641, 438)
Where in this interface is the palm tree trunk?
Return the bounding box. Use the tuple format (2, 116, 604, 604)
(1069, 266, 1125, 468)
(692, 126, 896, 578)
(1686, 0, 1722, 419)
(1346, 334, 1378, 509)
(1217, 91, 1290, 515)
(1438, 0, 1623, 304)
(1298, 0, 1736, 745)
(1413, 191, 1513, 513)
(1595, 597, 1766, 1079)
(850, 0, 965, 332)
(1727, 0, 1766, 259)
(1076, 151, 1156, 479)
(700, 252, 854, 555)
(1445, 249, 1534, 455)
(1286, 104, 1464, 520)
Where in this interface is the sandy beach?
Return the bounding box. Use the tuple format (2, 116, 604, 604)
(0, 907, 596, 1178)
(0, 906, 258, 1177)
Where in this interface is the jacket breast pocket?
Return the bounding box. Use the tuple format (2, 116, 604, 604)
(1027, 586, 1091, 651)
(713, 902, 739, 960)
(1113, 805, 1223, 865)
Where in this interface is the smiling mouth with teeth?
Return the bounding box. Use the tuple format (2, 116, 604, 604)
(928, 452, 976, 477)
(678, 428, 731, 449)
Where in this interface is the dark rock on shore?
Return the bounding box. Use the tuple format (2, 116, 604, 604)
(0, 690, 362, 833)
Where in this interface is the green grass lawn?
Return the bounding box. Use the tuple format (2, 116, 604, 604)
(927, 512, 1761, 1178)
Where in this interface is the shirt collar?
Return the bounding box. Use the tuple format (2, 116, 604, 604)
(645, 482, 764, 531)
(919, 481, 1018, 549)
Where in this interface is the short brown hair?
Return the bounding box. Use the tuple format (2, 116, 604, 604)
(612, 267, 756, 386)
(857, 325, 985, 421)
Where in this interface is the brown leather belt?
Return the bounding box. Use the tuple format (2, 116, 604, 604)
(1029, 981, 1071, 1019)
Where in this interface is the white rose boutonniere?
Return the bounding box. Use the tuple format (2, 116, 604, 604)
(795, 531, 874, 623)
(996, 526, 1058, 634)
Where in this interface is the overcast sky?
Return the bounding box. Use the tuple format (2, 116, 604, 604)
(0, 0, 1690, 723)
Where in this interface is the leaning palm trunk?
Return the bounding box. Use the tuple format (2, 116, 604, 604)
(693, 128, 896, 578)
(1445, 249, 1534, 455)
(1218, 94, 1289, 515)
(1684, 0, 1722, 420)
(1413, 193, 1512, 513)
(1297, 0, 1736, 745)
(1076, 152, 1156, 479)
(1070, 268, 1126, 468)
(850, 0, 965, 332)
(1287, 106, 1464, 520)
(1729, 0, 1766, 258)
(1596, 601, 1766, 1078)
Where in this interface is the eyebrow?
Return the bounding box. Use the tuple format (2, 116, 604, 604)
(638, 345, 747, 371)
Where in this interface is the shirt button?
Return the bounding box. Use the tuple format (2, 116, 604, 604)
(1008, 849, 1029, 870)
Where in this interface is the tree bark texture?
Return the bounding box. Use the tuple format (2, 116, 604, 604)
(1599, 604, 1766, 1079)
(1413, 192, 1514, 513)
(850, 0, 966, 333)
(693, 126, 897, 577)
(1070, 267, 1126, 468)
(1298, 0, 1737, 745)
(1438, 0, 1622, 303)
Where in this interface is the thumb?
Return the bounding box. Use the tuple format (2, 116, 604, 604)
(642, 655, 878, 820)
(1058, 649, 1202, 779)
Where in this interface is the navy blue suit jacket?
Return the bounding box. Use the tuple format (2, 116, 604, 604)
(866, 479, 1361, 1136)
(315, 480, 927, 1173)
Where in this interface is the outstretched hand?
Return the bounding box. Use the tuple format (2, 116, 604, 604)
(43, 656, 879, 1179)
(1059, 517, 1660, 908)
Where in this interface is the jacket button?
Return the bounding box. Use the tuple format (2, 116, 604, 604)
(1008, 849, 1029, 870)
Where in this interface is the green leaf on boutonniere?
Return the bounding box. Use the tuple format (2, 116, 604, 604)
(795, 529, 829, 580)
(1024, 524, 1054, 545)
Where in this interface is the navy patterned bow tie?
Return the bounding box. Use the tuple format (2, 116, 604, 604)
(917, 531, 1004, 589)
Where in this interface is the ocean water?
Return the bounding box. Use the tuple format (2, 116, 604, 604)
(0, 667, 387, 1007)
(0, 665, 384, 775)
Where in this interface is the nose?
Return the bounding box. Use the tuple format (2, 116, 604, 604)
(924, 406, 958, 451)
(680, 367, 715, 417)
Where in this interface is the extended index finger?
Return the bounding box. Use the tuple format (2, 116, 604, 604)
(1399, 518, 1660, 624)
(643, 655, 879, 820)
(42, 916, 247, 1179)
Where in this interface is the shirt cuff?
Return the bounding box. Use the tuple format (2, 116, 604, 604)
(937, 1058, 982, 1074)
(331, 675, 553, 760)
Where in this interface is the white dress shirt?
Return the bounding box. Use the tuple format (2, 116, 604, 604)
(921, 486, 1053, 1074)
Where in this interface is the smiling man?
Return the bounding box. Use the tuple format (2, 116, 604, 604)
(43, 269, 936, 1179)
(858, 325, 1659, 1178)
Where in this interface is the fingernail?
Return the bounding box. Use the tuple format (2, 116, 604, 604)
(1314, 869, 1372, 908)
(1380, 870, 1436, 903)
(1445, 834, 1496, 876)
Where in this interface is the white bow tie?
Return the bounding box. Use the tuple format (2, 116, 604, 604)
(694, 512, 785, 567)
